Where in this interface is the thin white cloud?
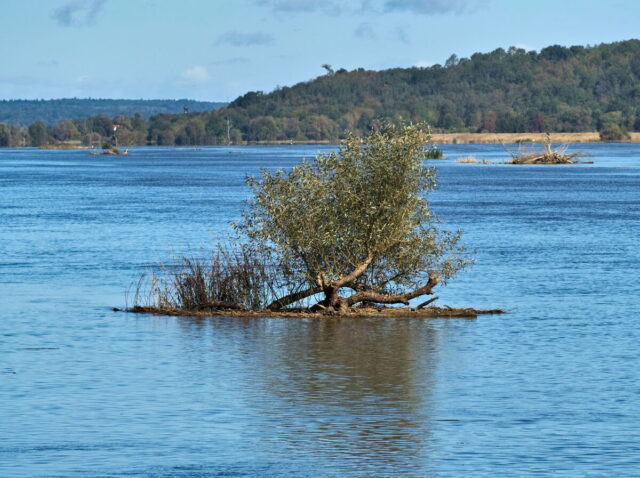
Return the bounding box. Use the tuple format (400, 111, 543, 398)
(384, 0, 479, 15)
(210, 57, 251, 66)
(51, 0, 109, 27)
(355, 23, 377, 39)
(76, 75, 93, 84)
(253, 0, 482, 15)
(178, 66, 210, 85)
(0, 75, 43, 87)
(514, 43, 536, 52)
(216, 31, 275, 47)
(253, 0, 345, 15)
(414, 60, 433, 68)
(395, 27, 410, 44)
(37, 60, 60, 68)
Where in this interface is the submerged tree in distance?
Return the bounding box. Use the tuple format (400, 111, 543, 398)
(240, 123, 472, 313)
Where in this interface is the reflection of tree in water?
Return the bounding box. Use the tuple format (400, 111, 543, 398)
(256, 318, 441, 474)
(175, 316, 442, 475)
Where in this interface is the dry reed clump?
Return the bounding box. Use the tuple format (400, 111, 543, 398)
(126, 246, 505, 319)
(505, 133, 584, 164)
(130, 245, 305, 312)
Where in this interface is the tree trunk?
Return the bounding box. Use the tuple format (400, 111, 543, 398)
(316, 255, 375, 311)
(321, 285, 341, 309)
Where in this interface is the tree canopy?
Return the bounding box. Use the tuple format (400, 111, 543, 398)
(241, 123, 471, 312)
(0, 98, 223, 126)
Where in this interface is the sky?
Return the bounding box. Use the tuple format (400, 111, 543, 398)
(1, 0, 639, 102)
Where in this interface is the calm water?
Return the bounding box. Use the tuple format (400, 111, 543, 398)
(1, 144, 639, 477)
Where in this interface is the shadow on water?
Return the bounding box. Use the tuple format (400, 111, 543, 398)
(175, 315, 444, 475)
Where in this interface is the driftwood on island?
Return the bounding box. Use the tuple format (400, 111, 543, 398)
(504, 133, 584, 164)
(508, 149, 580, 164)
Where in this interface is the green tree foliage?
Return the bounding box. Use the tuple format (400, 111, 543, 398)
(599, 124, 630, 141)
(240, 123, 471, 312)
(0, 98, 224, 126)
(27, 121, 49, 147)
(0, 124, 10, 147)
(0, 123, 24, 147)
(51, 120, 80, 142)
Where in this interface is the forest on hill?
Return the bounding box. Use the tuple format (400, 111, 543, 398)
(2, 40, 640, 147)
(0, 98, 225, 126)
(210, 39, 640, 142)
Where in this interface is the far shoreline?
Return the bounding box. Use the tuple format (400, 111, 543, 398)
(247, 132, 640, 145)
(24, 131, 640, 150)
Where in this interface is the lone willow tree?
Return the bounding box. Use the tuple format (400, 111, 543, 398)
(240, 123, 471, 313)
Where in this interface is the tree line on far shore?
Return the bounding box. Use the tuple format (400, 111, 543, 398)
(0, 111, 235, 148)
(2, 39, 640, 147)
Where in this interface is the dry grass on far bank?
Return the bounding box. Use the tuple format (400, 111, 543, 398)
(432, 132, 640, 144)
(240, 131, 640, 146)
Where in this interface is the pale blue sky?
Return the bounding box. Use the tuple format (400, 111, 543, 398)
(1, 0, 639, 101)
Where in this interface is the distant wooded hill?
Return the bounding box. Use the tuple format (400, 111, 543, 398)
(0, 98, 225, 126)
(201, 39, 640, 142)
(2, 39, 640, 147)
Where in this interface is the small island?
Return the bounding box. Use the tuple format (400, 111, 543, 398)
(91, 125, 129, 155)
(128, 124, 501, 319)
(505, 134, 584, 164)
(91, 147, 128, 156)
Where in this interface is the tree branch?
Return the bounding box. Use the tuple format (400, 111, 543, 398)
(416, 296, 438, 309)
(346, 274, 440, 306)
(267, 286, 322, 310)
(332, 254, 374, 289)
(345, 281, 386, 294)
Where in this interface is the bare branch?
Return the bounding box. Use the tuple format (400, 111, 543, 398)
(345, 281, 386, 293)
(332, 254, 373, 289)
(416, 296, 439, 309)
(267, 286, 322, 310)
(346, 274, 440, 306)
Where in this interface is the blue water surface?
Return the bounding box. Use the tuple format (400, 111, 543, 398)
(1, 144, 639, 477)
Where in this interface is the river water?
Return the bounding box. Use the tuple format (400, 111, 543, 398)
(1, 144, 639, 477)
